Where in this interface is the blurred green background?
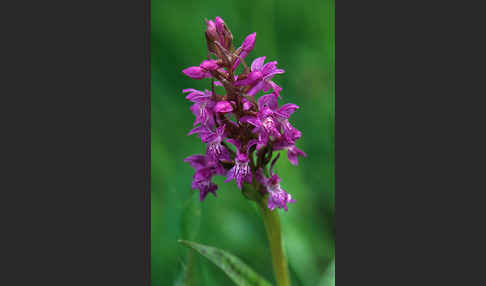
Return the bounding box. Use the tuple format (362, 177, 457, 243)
(151, 0, 334, 285)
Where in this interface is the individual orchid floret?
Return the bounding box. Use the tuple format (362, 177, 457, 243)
(232, 32, 256, 70)
(183, 88, 215, 127)
(192, 168, 219, 201)
(273, 140, 307, 166)
(256, 155, 296, 211)
(182, 59, 221, 80)
(240, 93, 301, 148)
(201, 124, 232, 162)
(286, 145, 307, 166)
(280, 119, 302, 144)
(205, 19, 218, 42)
(183, 88, 211, 101)
(184, 154, 226, 201)
(240, 106, 281, 149)
(266, 177, 296, 211)
(234, 56, 284, 96)
(257, 92, 299, 119)
(187, 124, 231, 163)
(213, 100, 233, 113)
(225, 139, 257, 189)
(182, 66, 211, 80)
(257, 93, 302, 144)
(187, 124, 210, 140)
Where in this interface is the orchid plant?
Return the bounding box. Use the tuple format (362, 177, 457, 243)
(180, 16, 306, 286)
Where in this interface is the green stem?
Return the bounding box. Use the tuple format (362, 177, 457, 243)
(257, 196, 291, 286)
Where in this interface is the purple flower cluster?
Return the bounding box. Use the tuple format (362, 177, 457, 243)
(183, 17, 306, 211)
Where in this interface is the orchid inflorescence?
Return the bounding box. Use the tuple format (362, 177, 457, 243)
(183, 17, 306, 211)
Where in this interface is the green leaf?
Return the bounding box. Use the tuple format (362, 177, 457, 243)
(317, 259, 335, 286)
(178, 240, 273, 286)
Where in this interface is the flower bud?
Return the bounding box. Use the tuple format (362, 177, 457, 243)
(215, 17, 233, 50)
(183, 66, 208, 79)
(205, 17, 233, 55)
(200, 59, 219, 71)
(205, 19, 219, 42)
(241, 32, 256, 53)
(213, 100, 233, 113)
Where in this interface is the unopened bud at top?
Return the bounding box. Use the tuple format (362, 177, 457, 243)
(205, 19, 219, 42)
(205, 17, 233, 54)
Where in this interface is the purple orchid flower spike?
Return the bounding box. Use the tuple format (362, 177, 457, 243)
(234, 56, 285, 97)
(183, 17, 305, 213)
(225, 139, 258, 189)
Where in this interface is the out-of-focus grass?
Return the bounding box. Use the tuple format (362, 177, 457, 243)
(152, 1, 334, 285)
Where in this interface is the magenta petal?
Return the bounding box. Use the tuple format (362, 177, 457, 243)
(242, 32, 256, 52)
(183, 66, 206, 79)
(242, 98, 252, 110)
(287, 146, 306, 165)
(184, 89, 211, 102)
(200, 59, 219, 71)
(247, 80, 265, 96)
(288, 152, 298, 165)
(225, 168, 235, 182)
(248, 71, 263, 82)
(187, 125, 207, 136)
(239, 115, 259, 127)
(206, 20, 218, 39)
(262, 61, 277, 75)
(182, 88, 200, 94)
(214, 16, 225, 34)
(184, 154, 207, 169)
(278, 103, 299, 117)
(272, 68, 285, 75)
(268, 81, 282, 96)
(251, 56, 266, 71)
(213, 101, 233, 113)
(234, 78, 254, 86)
(186, 93, 209, 102)
(258, 93, 278, 110)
